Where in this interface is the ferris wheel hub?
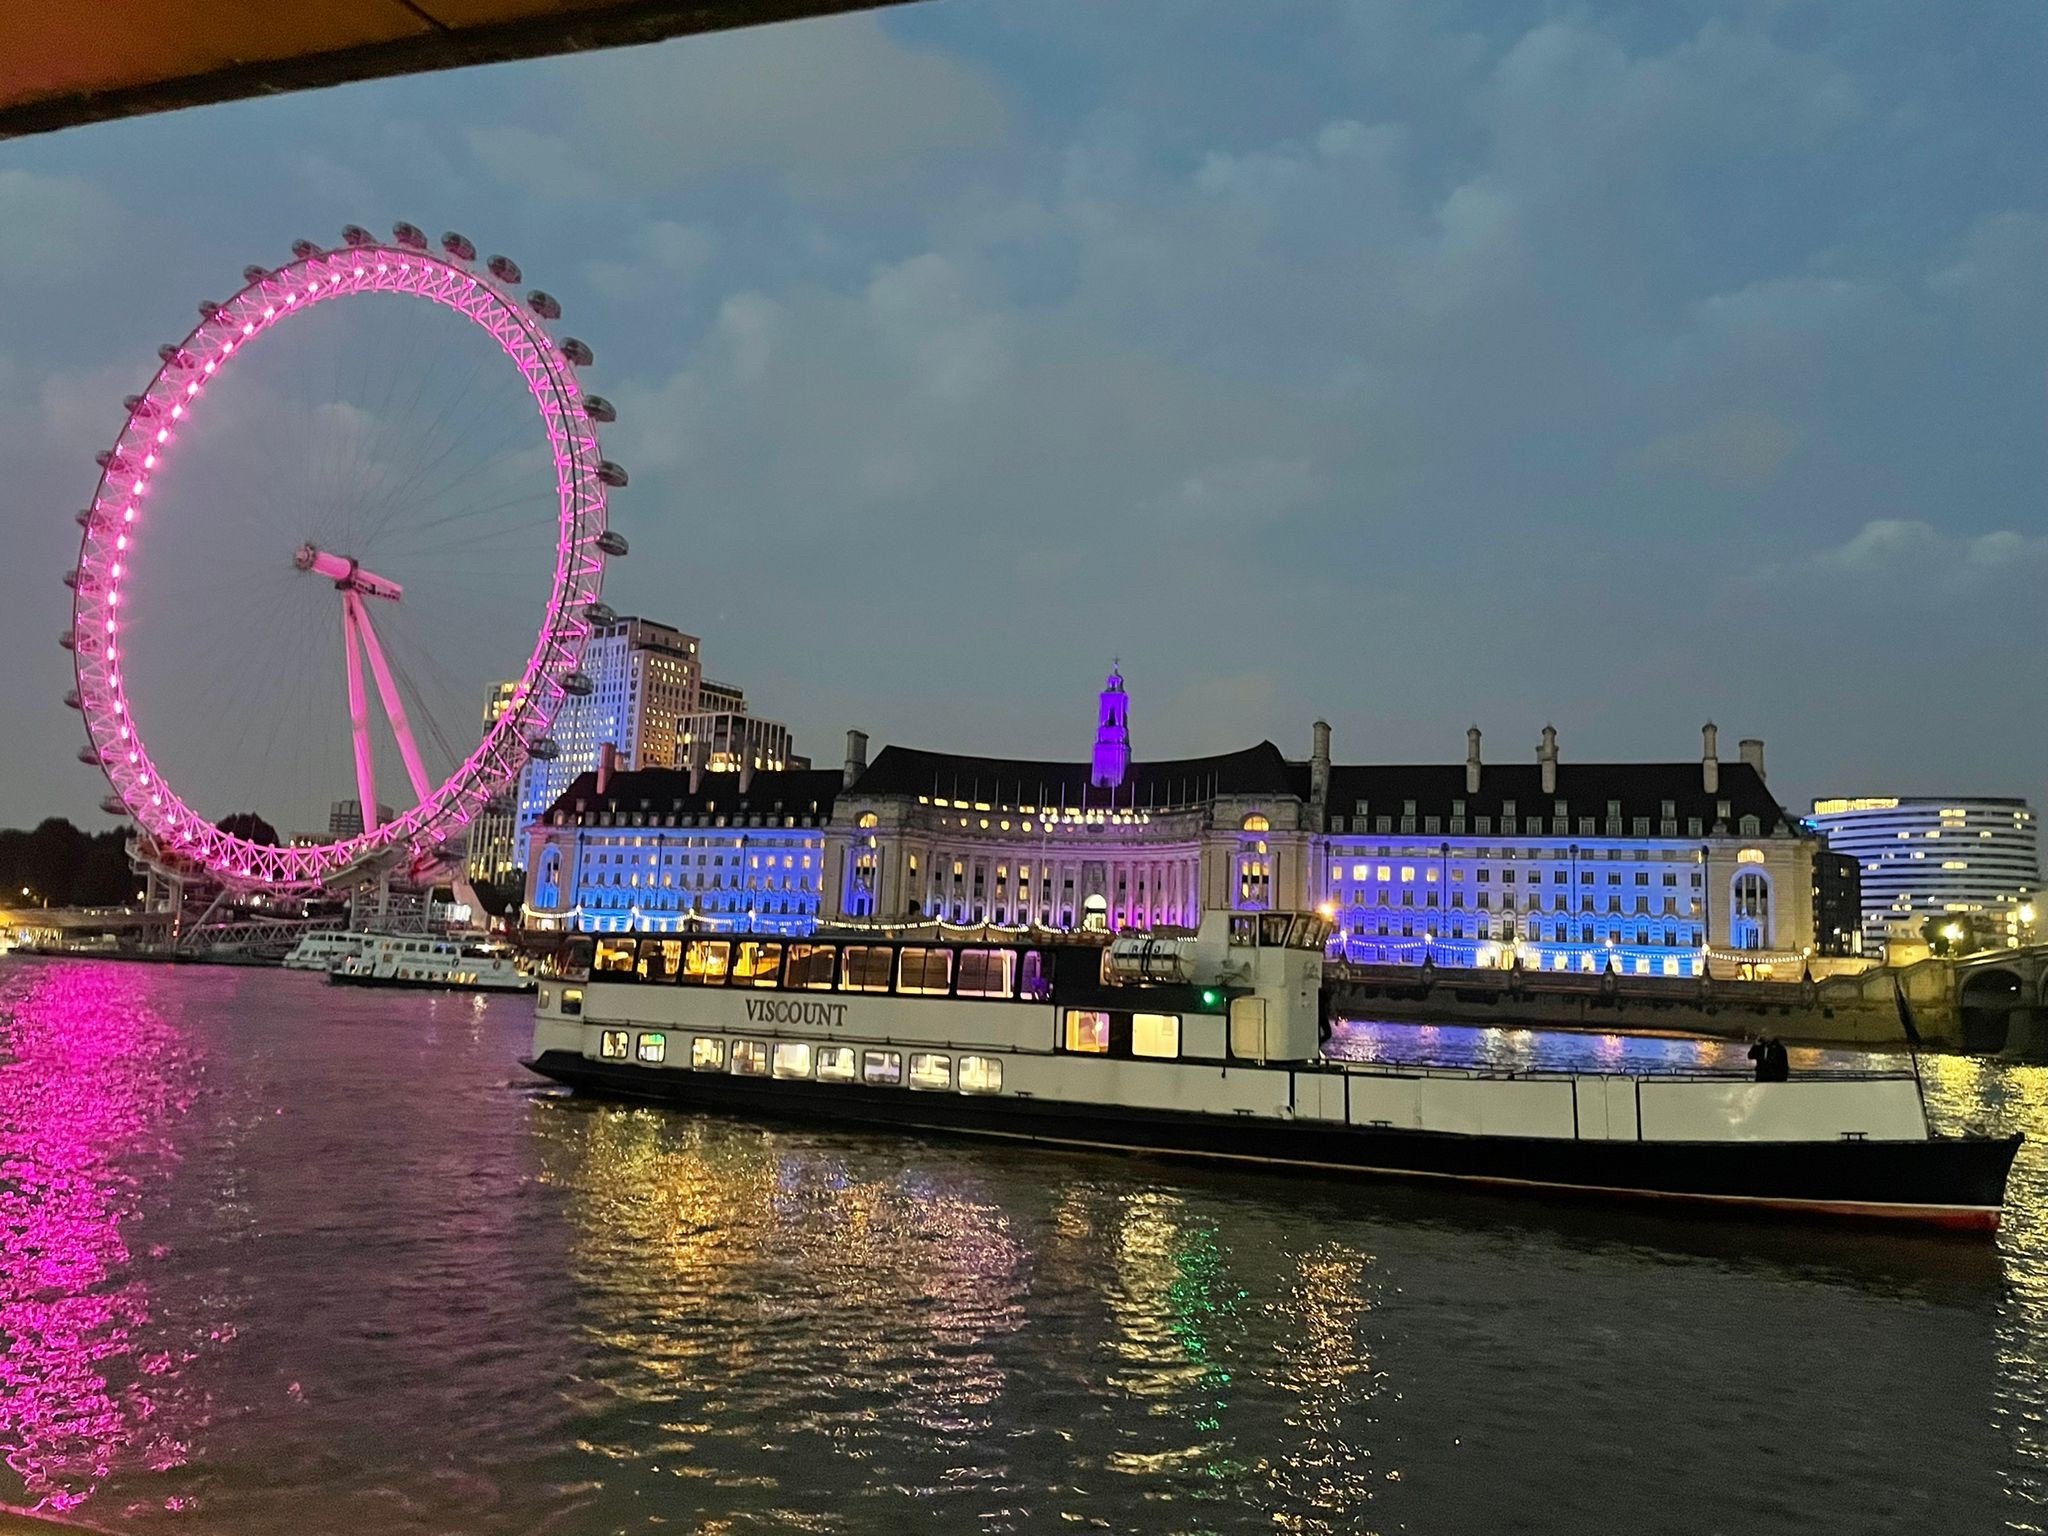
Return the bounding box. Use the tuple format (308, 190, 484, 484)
(293, 541, 402, 601)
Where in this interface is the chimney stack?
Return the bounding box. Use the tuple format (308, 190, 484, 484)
(1310, 720, 1331, 810)
(1466, 727, 1482, 794)
(596, 741, 616, 796)
(1538, 724, 1558, 796)
(687, 734, 704, 795)
(844, 728, 869, 789)
(1738, 737, 1765, 780)
(1701, 723, 1719, 794)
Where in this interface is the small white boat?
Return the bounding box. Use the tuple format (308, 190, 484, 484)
(282, 930, 377, 972)
(330, 934, 532, 993)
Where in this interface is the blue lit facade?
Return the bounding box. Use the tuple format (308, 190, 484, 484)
(523, 767, 839, 936)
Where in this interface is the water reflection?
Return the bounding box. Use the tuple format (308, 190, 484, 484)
(0, 963, 199, 1513)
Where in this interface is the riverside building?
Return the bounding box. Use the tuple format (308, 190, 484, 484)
(1806, 796, 2040, 955)
(525, 670, 1820, 976)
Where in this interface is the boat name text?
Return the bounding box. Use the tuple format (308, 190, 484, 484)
(744, 999, 849, 1028)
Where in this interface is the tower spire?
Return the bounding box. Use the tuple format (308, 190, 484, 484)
(1091, 662, 1131, 790)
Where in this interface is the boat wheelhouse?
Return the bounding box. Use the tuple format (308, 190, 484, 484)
(525, 910, 2019, 1232)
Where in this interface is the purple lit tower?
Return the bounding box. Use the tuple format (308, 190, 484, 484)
(1091, 663, 1131, 791)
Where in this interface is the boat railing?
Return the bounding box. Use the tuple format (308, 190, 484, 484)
(1318, 1057, 1919, 1087)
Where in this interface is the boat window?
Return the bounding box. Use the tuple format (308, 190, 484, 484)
(908, 1053, 952, 1090)
(1260, 914, 1292, 947)
(731, 1040, 769, 1076)
(1285, 915, 1317, 950)
(1229, 915, 1257, 947)
(1132, 1013, 1181, 1059)
(1063, 1010, 1111, 1054)
(562, 937, 595, 978)
(639, 938, 683, 982)
(561, 988, 582, 1017)
(683, 940, 731, 985)
(594, 937, 637, 974)
(959, 1055, 1003, 1094)
(735, 941, 784, 987)
(1019, 950, 1053, 1002)
(957, 949, 1016, 999)
(816, 1046, 857, 1082)
(862, 1050, 903, 1086)
(773, 1041, 814, 1079)
(783, 943, 837, 990)
(635, 1032, 667, 1064)
(691, 1037, 726, 1071)
(839, 946, 893, 994)
(898, 947, 952, 995)
(539, 987, 552, 1010)
(599, 1029, 630, 1060)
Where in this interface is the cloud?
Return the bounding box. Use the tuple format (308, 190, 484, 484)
(0, 171, 127, 282)
(1639, 410, 1799, 489)
(1769, 519, 2048, 602)
(564, 16, 1004, 188)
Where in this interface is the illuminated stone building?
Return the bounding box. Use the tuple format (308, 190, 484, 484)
(526, 668, 1823, 974)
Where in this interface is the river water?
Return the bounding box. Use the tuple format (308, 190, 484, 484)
(1, 958, 2044, 1535)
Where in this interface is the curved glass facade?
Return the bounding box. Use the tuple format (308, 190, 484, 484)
(1807, 796, 2039, 952)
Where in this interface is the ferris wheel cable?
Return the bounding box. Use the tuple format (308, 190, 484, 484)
(378, 509, 565, 566)
(352, 362, 528, 554)
(376, 486, 562, 551)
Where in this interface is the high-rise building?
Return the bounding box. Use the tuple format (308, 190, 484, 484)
(515, 618, 702, 846)
(678, 711, 799, 775)
(698, 678, 745, 715)
(329, 798, 393, 840)
(1807, 796, 2040, 955)
(466, 681, 528, 883)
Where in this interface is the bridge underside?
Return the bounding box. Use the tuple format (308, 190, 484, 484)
(0, 0, 910, 140)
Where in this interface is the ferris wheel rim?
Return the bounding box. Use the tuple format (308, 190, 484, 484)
(68, 236, 612, 896)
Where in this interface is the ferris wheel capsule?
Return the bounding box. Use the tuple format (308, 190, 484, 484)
(391, 222, 428, 251)
(75, 508, 94, 527)
(596, 530, 629, 557)
(291, 239, 322, 261)
(561, 337, 594, 367)
(583, 395, 616, 423)
(582, 601, 616, 625)
(64, 689, 83, 710)
(341, 224, 375, 247)
(158, 344, 193, 368)
(441, 232, 476, 262)
(63, 634, 81, 655)
(561, 671, 595, 697)
(487, 255, 523, 286)
(596, 460, 628, 488)
(528, 739, 560, 762)
(197, 300, 220, 319)
(243, 265, 270, 286)
(526, 290, 561, 321)
(100, 796, 128, 817)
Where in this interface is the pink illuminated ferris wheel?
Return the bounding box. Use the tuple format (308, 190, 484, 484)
(64, 224, 630, 896)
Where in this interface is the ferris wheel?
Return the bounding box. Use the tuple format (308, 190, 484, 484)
(64, 223, 629, 897)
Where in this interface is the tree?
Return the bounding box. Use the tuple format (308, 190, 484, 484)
(1922, 912, 2000, 958)
(214, 811, 279, 846)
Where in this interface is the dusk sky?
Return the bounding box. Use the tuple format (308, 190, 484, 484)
(4, 0, 2043, 833)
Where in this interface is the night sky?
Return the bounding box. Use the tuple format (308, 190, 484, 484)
(4, 0, 2042, 833)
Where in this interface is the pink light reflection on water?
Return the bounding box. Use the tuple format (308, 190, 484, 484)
(0, 962, 199, 1513)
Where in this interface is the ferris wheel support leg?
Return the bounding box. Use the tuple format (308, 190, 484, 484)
(349, 598, 434, 806)
(342, 594, 381, 833)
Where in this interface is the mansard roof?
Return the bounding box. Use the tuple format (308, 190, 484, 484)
(1323, 760, 1794, 834)
(849, 741, 1305, 808)
(547, 766, 843, 821)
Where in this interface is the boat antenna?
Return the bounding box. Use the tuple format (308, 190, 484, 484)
(1892, 974, 1931, 1126)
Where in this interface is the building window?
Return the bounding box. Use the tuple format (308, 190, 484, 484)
(959, 1055, 1003, 1094)
(772, 1042, 813, 1079)
(691, 1037, 726, 1071)
(816, 1046, 856, 1081)
(1133, 1013, 1181, 1059)
(1731, 872, 1772, 950)
(908, 1053, 952, 1090)
(1064, 1010, 1111, 1053)
(862, 1050, 903, 1086)
(599, 1030, 630, 1060)
(635, 1032, 667, 1064)
(1242, 813, 1270, 832)
(731, 1040, 770, 1076)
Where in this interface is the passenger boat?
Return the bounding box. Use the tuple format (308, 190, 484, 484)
(524, 910, 2020, 1233)
(282, 930, 377, 972)
(331, 934, 533, 992)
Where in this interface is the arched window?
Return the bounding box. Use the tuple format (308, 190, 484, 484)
(537, 848, 562, 909)
(857, 812, 879, 829)
(1731, 871, 1771, 950)
(1241, 813, 1270, 832)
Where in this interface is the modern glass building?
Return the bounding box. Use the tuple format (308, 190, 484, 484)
(1806, 796, 2040, 954)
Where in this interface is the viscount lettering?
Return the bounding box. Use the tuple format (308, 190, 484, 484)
(744, 998, 847, 1028)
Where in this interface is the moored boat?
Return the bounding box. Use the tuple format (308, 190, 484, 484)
(332, 933, 532, 993)
(523, 910, 2019, 1232)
